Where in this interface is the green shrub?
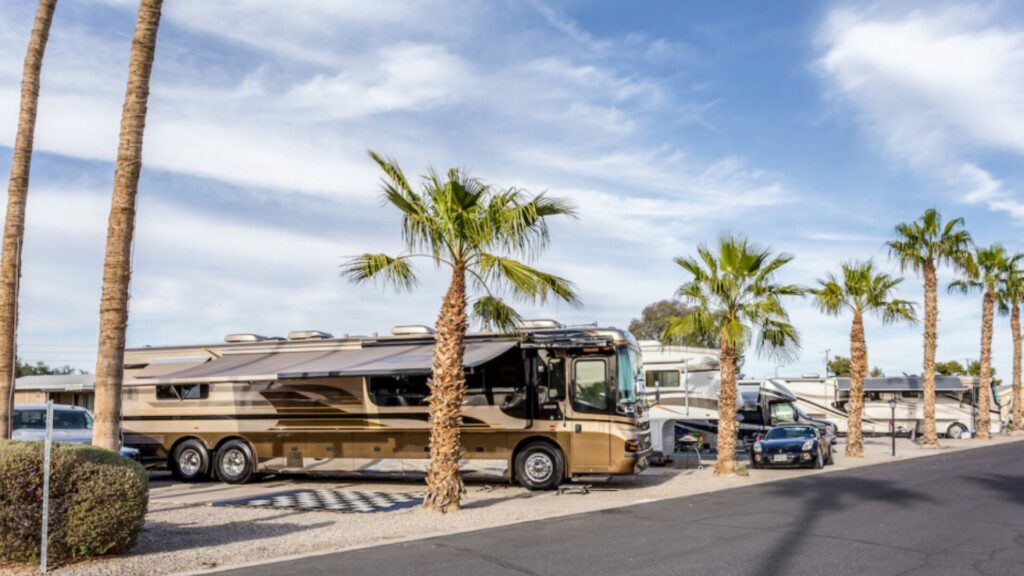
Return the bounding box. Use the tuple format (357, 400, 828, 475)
(0, 440, 148, 565)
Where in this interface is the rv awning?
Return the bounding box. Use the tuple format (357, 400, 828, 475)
(140, 341, 518, 385)
(837, 376, 970, 392)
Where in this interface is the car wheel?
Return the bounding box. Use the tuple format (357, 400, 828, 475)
(170, 439, 210, 482)
(214, 440, 256, 484)
(514, 442, 565, 491)
(947, 423, 968, 439)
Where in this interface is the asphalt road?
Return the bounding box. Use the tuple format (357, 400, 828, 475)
(220, 442, 1024, 576)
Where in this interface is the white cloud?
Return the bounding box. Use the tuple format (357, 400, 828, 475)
(819, 5, 1024, 219)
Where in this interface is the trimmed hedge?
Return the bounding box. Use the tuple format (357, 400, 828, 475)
(0, 440, 148, 565)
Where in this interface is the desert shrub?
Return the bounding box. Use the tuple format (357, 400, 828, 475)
(0, 440, 148, 565)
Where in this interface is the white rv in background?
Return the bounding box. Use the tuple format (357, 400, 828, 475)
(778, 375, 1003, 437)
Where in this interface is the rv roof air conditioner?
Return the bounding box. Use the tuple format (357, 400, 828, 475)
(224, 333, 271, 343)
(801, 373, 821, 379)
(287, 330, 334, 341)
(516, 319, 563, 330)
(391, 325, 436, 336)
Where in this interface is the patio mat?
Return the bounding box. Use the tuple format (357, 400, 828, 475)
(212, 489, 422, 513)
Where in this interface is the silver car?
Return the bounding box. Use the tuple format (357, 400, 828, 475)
(13, 403, 140, 461)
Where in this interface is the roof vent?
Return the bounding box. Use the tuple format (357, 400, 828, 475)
(287, 330, 334, 341)
(801, 373, 821, 379)
(224, 333, 270, 343)
(391, 325, 436, 336)
(516, 319, 563, 330)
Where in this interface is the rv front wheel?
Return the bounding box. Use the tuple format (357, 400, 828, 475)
(514, 442, 564, 491)
(170, 439, 210, 482)
(214, 440, 255, 484)
(947, 423, 968, 439)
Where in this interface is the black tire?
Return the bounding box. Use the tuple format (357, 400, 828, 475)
(214, 439, 256, 484)
(170, 439, 210, 482)
(947, 423, 968, 439)
(514, 441, 565, 490)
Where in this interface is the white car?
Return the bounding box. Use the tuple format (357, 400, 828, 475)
(13, 403, 140, 461)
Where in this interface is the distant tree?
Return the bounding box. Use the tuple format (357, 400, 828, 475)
(936, 360, 966, 376)
(870, 367, 885, 378)
(15, 357, 81, 378)
(828, 355, 852, 377)
(629, 299, 716, 347)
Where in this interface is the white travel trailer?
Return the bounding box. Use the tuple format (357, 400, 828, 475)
(779, 374, 1002, 437)
(640, 341, 720, 463)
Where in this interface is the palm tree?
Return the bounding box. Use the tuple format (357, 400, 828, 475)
(997, 258, 1024, 436)
(950, 245, 1015, 440)
(662, 234, 803, 475)
(343, 152, 578, 512)
(813, 260, 917, 457)
(887, 209, 972, 447)
(92, 0, 162, 452)
(0, 0, 58, 440)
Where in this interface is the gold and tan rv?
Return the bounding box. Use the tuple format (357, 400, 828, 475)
(122, 321, 650, 489)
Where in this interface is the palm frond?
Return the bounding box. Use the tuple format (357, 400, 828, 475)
(472, 296, 524, 333)
(476, 253, 580, 306)
(340, 253, 418, 291)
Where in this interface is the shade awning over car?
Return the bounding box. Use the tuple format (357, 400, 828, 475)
(137, 341, 518, 385)
(837, 376, 971, 392)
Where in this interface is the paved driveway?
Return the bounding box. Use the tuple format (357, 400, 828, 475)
(217, 441, 1024, 576)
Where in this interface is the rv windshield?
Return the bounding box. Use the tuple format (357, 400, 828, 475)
(617, 346, 640, 406)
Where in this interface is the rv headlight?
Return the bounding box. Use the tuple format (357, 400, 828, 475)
(801, 440, 813, 451)
(753, 442, 762, 453)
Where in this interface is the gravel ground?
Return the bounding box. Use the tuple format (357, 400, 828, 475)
(4, 435, 1020, 576)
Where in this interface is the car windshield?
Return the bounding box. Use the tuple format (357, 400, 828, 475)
(616, 346, 639, 405)
(13, 409, 92, 430)
(765, 426, 816, 440)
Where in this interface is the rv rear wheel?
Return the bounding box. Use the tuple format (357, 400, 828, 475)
(214, 440, 255, 484)
(170, 439, 210, 482)
(514, 442, 564, 491)
(947, 423, 968, 439)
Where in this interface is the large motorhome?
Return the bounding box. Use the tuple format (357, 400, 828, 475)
(122, 322, 651, 490)
(779, 375, 1002, 437)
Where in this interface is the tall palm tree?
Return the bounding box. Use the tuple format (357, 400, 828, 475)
(0, 0, 58, 440)
(92, 0, 162, 452)
(343, 152, 578, 512)
(887, 209, 972, 447)
(950, 245, 1015, 440)
(662, 234, 803, 475)
(997, 258, 1024, 436)
(813, 260, 917, 457)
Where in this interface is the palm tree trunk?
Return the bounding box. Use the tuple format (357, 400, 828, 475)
(976, 288, 995, 440)
(1011, 303, 1022, 436)
(846, 310, 867, 457)
(921, 260, 939, 447)
(423, 262, 467, 512)
(92, 0, 162, 452)
(715, 339, 738, 476)
(0, 0, 57, 440)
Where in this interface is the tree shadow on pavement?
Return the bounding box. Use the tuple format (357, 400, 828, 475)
(755, 474, 936, 576)
(964, 473, 1024, 508)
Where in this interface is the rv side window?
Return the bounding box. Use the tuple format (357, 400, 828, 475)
(464, 349, 528, 418)
(368, 375, 430, 407)
(646, 370, 680, 388)
(156, 384, 209, 401)
(573, 358, 609, 414)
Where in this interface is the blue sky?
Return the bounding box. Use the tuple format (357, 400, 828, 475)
(1, 0, 1022, 379)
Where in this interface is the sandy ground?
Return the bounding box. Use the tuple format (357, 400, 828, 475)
(5, 434, 1021, 576)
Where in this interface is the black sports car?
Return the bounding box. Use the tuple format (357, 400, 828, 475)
(751, 424, 831, 469)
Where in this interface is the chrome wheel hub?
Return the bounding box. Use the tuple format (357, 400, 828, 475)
(179, 449, 201, 475)
(524, 453, 553, 483)
(223, 448, 246, 477)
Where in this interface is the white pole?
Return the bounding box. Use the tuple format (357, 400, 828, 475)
(40, 399, 53, 574)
